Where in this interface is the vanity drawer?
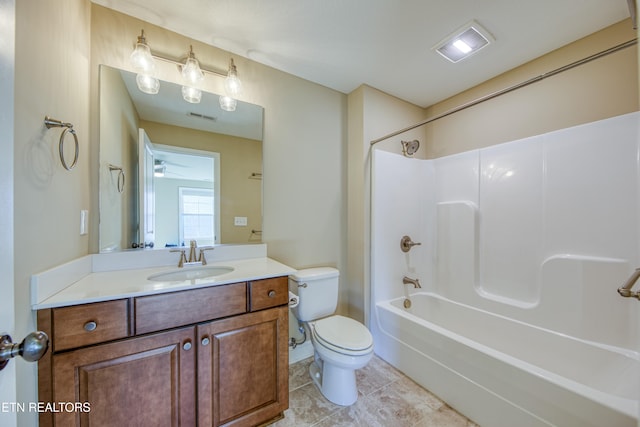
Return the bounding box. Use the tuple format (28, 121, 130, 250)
(135, 282, 247, 335)
(52, 299, 130, 351)
(249, 277, 289, 311)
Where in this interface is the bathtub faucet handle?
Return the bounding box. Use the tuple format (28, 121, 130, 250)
(617, 267, 640, 300)
(402, 276, 421, 288)
(400, 235, 422, 253)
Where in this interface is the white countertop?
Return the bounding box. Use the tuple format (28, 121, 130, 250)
(31, 245, 297, 309)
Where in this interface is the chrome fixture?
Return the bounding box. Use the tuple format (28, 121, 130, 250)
(44, 116, 79, 171)
(403, 276, 421, 288)
(224, 58, 243, 97)
(198, 245, 215, 265)
(188, 239, 199, 263)
(171, 240, 214, 267)
(617, 268, 640, 300)
(0, 331, 49, 371)
(401, 140, 420, 157)
(181, 46, 204, 103)
(170, 248, 188, 267)
(129, 30, 244, 109)
(220, 59, 242, 111)
(129, 30, 159, 94)
(289, 323, 307, 349)
(108, 164, 125, 193)
(400, 235, 422, 253)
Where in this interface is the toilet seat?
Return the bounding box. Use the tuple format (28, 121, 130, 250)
(312, 315, 373, 356)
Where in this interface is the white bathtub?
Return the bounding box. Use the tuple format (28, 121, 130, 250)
(374, 292, 639, 427)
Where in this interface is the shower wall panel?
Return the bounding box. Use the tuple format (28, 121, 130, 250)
(372, 112, 640, 350)
(543, 113, 639, 262)
(371, 149, 434, 303)
(427, 111, 640, 349)
(478, 136, 544, 306)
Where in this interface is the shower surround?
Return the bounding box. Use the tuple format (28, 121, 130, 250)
(370, 112, 640, 426)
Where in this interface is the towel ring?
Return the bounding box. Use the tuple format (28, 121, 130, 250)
(108, 164, 125, 193)
(44, 116, 79, 171)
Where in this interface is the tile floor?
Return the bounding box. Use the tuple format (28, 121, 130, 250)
(273, 355, 479, 427)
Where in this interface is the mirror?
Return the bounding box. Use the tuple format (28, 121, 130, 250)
(99, 65, 264, 252)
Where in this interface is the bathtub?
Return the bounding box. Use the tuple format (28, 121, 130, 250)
(373, 292, 639, 427)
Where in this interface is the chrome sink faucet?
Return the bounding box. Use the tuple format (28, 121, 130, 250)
(170, 240, 214, 267)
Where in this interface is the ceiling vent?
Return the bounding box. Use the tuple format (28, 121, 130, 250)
(433, 20, 494, 63)
(188, 112, 217, 122)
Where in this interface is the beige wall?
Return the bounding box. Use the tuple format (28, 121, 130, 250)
(14, 0, 91, 424)
(347, 86, 426, 322)
(99, 64, 140, 251)
(424, 19, 638, 158)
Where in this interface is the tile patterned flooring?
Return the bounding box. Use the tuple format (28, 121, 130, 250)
(273, 355, 479, 427)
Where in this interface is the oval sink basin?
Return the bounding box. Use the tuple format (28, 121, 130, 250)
(147, 266, 234, 282)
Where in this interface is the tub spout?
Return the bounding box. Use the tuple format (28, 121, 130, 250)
(617, 268, 640, 300)
(403, 276, 421, 288)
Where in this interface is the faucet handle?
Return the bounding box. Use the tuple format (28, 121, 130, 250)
(400, 235, 422, 253)
(170, 248, 187, 267)
(198, 247, 214, 265)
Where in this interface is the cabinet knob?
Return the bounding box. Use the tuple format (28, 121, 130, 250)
(268, 290, 276, 298)
(84, 321, 97, 332)
(201, 337, 210, 346)
(183, 341, 192, 351)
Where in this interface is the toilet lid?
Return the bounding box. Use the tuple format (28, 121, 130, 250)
(313, 315, 373, 352)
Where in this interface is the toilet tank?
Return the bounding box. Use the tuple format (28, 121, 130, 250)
(288, 267, 339, 322)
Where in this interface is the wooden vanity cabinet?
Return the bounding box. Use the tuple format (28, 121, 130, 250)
(198, 306, 288, 427)
(49, 326, 196, 426)
(37, 276, 289, 427)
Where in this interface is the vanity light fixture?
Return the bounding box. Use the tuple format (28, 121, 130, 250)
(432, 20, 494, 63)
(181, 46, 204, 103)
(219, 95, 237, 112)
(224, 59, 242, 97)
(130, 30, 159, 94)
(129, 30, 244, 109)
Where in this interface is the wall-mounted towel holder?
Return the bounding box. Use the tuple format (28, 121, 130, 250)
(44, 116, 79, 171)
(108, 164, 125, 193)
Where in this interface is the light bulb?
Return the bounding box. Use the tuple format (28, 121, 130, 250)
(219, 95, 237, 112)
(182, 47, 204, 85)
(224, 58, 243, 97)
(182, 86, 202, 103)
(130, 31, 155, 72)
(136, 73, 159, 94)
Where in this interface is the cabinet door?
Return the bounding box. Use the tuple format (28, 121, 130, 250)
(198, 306, 288, 427)
(52, 327, 196, 427)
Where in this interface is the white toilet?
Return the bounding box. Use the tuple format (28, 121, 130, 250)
(289, 267, 374, 406)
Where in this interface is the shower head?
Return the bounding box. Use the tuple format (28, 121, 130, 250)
(401, 140, 420, 157)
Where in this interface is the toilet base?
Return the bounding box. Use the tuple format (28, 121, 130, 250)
(309, 358, 358, 406)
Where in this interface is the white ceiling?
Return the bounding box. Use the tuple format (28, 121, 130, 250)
(116, 67, 264, 140)
(93, 0, 633, 108)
